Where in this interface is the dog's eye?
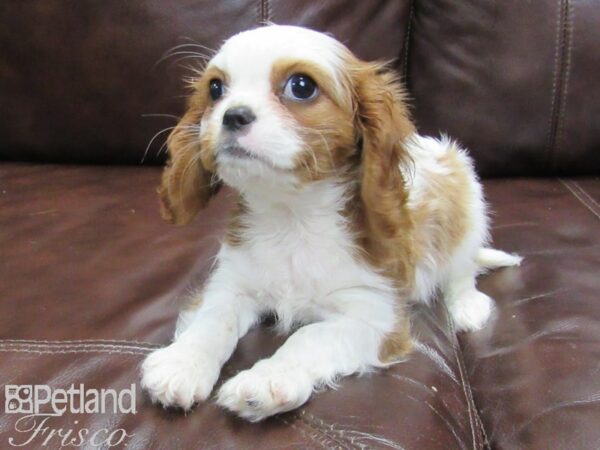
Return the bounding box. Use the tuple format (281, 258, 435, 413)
(283, 74, 318, 101)
(209, 79, 224, 101)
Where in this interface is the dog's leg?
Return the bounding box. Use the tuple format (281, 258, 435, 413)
(445, 274, 495, 332)
(216, 292, 399, 421)
(141, 280, 260, 410)
(445, 248, 521, 332)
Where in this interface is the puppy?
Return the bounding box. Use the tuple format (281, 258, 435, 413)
(141, 25, 521, 422)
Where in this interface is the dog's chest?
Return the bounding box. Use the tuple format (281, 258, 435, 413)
(225, 207, 365, 308)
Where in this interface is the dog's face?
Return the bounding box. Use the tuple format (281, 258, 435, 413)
(192, 26, 357, 191)
(159, 25, 414, 225)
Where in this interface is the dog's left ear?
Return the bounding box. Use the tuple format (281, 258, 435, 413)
(351, 61, 416, 279)
(158, 93, 220, 226)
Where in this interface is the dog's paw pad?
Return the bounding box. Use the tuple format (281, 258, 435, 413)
(216, 363, 313, 421)
(141, 344, 218, 410)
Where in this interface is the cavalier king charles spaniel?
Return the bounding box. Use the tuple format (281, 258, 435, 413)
(141, 25, 521, 421)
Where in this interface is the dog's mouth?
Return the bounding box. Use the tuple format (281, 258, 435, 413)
(217, 142, 282, 171)
(214, 139, 306, 191)
(221, 143, 257, 161)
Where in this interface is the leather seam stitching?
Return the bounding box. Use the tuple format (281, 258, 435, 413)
(560, 179, 600, 221)
(545, 0, 563, 167)
(0, 342, 157, 352)
(545, 0, 569, 171)
(258, 0, 271, 26)
(0, 345, 149, 356)
(0, 338, 159, 348)
(401, 0, 415, 82)
(446, 306, 485, 449)
(473, 401, 491, 450)
(553, 0, 574, 171)
(570, 181, 600, 211)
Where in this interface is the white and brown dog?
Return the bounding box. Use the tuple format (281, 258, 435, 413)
(141, 25, 521, 422)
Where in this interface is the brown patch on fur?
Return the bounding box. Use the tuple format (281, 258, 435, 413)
(224, 196, 250, 247)
(270, 55, 419, 360)
(342, 58, 418, 361)
(270, 59, 358, 182)
(270, 59, 352, 108)
(157, 67, 225, 225)
(439, 150, 473, 251)
(378, 314, 413, 363)
(349, 60, 417, 286)
(344, 63, 476, 360)
(409, 146, 473, 265)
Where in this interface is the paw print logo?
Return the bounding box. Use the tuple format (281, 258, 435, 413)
(4, 385, 33, 414)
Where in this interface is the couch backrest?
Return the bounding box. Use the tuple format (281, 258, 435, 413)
(0, 1, 409, 166)
(1, 1, 598, 176)
(404, 0, 600, 176)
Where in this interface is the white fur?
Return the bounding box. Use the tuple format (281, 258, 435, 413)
(402, 135, 521, 331)
(141, 25, 520, 421)
(476, 247, 523, 269)
(203, 25, 350, 181)
(142, 180, 398, 420)
(403, 135, 486, 302)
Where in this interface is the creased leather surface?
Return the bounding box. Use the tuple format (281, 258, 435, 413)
(2, 1, 600, 448)
(1, 165, 599, 448)
(461, 178, 600, 450)
(407, 0, 600, 176)
(0, 163, 489, 449)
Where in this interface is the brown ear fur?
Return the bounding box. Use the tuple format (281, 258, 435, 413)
(158, 94, 219, 225)
(352, 61, 417, 286)
(350, 61, 418, 362)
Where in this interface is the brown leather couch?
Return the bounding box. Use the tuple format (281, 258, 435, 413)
(1, 1, 599, 449)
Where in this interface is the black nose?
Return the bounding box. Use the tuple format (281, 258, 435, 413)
(222, 106, 256, 131)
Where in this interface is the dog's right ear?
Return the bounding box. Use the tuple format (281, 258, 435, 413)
(158, 94, 220, 225)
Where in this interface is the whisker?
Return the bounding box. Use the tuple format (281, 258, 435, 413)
(142, 125, 200, 163)
(182, 76, 201, 87)
(293, 125, 337, 175)
(314, 130, 335, 167)
(307, 148, 320, 173)
(141, 126, 177, 164)
(300, 158, 313, 177)
(164, 42, 217, 54)
(154, 51, 212, 70)
(141, 113, 181, 121)
(155, 127, 200, 158)
(180, 151, 202, 184)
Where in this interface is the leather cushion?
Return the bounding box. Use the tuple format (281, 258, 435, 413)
(2, 163, 599, 448)
(406, 0, 600, 176)
(0, 163, 484, 449)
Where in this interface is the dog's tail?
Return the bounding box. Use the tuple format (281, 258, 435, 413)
(476, 248, 522, 270)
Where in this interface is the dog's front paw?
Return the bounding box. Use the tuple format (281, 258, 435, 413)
(141, 343, 219, 410)
(216, 361, 313, 421)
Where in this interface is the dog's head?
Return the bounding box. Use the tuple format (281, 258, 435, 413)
(159, 25, 414, 225)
